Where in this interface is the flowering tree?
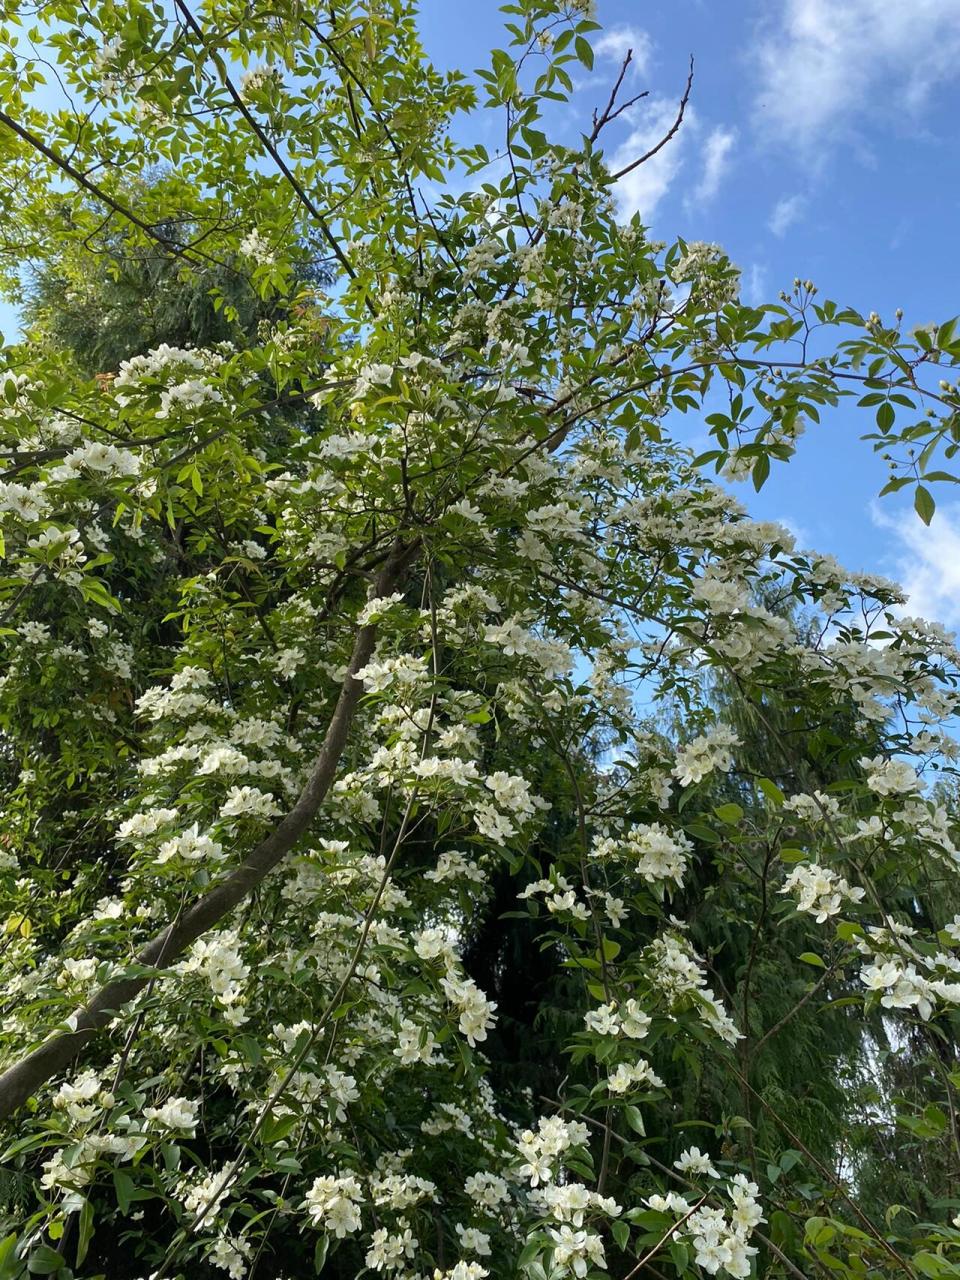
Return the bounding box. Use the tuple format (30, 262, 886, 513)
(2, 1, 960, 1278)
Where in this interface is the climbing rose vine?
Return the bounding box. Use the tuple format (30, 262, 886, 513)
(1, 1, 960, 1278)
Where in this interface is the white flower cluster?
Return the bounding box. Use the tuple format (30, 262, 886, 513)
(303, 1170, 363, 1237)
(607, 1057, 665, 1093)
(782, 790, 840, 822)
(463, 1170, 510, 1208)
(518, 873, 589, 921)
(483, 618, 574, 678)
(649, 1174, 761, 1277)
(672, 727, 740, 787)
(55, 439, 140, 479)
(41, 1129, 145, 1191)
(157, 823, 225, 866)
(583, 998, 651, 1039)
(780, 862, 866, 923)
(238, 228, 275, 266)
(157, 379, 223, 418)
(113, 343, 227, 418)
(143, 1095, 199, 1136)
(860, 755, 922, 796)
(351, 361, 394, 401)
(547, 1224, 606, 1277)
(533, 1182, 621, 1226)
(220, 784, 280, 820)
(440, 972, 498, 1047)
(675, 1146, 720, 1179)
(516, 1115, 590, 1187)
(179, 1165, 234, 1223)
(648, 933, 742, 1045)
(592, 822, 693, 889)
(239, 64, 283, 98)
(690, 571, 749, 613)
(52, 1068, 112, 1124)
(858, 926, 960, 1021)
(365, 1220, 418, 1271)
(424, 849, 486, 885)
(672, 241, 741, 308)
(355, 652, 429, 694)
(179, 929, 249, 1023)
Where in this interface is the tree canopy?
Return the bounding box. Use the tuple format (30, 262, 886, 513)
(1, 2, 960, 1279)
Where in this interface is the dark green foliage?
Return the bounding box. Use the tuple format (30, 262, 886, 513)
(22, 172, 332, 375)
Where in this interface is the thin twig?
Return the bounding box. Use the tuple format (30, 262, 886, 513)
(610, 56, 694, 182)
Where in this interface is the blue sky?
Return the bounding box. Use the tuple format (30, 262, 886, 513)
(416, 0, 960, 632)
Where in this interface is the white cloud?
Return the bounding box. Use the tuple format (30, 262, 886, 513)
(768, 193, 805, 237)
(776, 514, 811, 547)
(873, 500, 960, 632)
(753, 0, 960, 147)
(593, 26, 652, 75)
(744, 263, 768, 305)
(687, 126, 736, 207)
(610, 97, 696, 221)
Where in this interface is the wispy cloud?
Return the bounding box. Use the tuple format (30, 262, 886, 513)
(753, 0, 960, 148)
(610, 97, 696, 221)
(776, 513, 811, 548)
(768, 193, 805, 237)
(686, 126, 736, 207)
(872, 500, 960, 632)
(744, 263, 768, 306)
(593, 26, 652, 75)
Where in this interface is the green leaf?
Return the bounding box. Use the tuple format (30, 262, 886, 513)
(0, 1234, 19, 1280)
(922, 1104, 948, 1134)
(714, 803, 744, 824)
(313, 1234, 329, 1274)
(804, 1217, 835, 1249)
(113, 1169, 134, 1215)
(683, 822, 720, 844)
(757, 777, 785, 807)
(623, 1105, 646, 1136)
(936, 317, 958, 350)
(914, 484, 936, 525)
(779, 847, 807, 863)
(876, 401, 895, 431)
(913, 1251, 960, 1279)
(25, 1246, 64, 1276)
(798, 952, 826, 968)
(76, 1196, 94, 1267)
(518, 1239, 541, 1269)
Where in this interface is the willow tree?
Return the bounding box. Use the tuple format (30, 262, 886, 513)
(1, 2, 960, 1279)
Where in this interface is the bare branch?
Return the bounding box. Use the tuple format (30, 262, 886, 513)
(589, 49, 649, 143)
(609, 55, 694, 182)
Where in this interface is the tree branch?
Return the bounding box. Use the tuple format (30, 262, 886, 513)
(0, 537, 418, 1120)
(609, 56, 694, 182)
(171, 0, 362, 296)
(588, 49, 648, 143)
(0, 107, 225, 273)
